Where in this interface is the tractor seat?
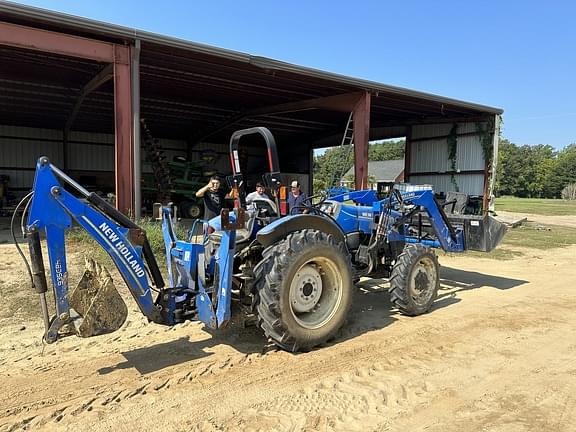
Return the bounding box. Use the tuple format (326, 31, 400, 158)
(208, 209, 257, 245)
(444, 191, 469, 214)
(208, 227, 252, 244)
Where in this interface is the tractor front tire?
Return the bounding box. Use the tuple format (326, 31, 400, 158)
(255, 229, 353, 352)
(389, 243, 439, 316)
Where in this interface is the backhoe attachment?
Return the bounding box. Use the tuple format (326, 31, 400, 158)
(69, 258, 128, 337)
(25, 156, 165, 343)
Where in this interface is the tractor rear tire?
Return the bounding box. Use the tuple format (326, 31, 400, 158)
(180, 201, 202, 219)
(255, 229, 353, 352)
(389, 243, 439, 316)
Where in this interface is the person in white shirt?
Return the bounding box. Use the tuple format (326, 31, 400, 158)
(245, 182, 270, 204)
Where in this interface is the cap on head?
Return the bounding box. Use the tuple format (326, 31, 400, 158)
(291, 180, 299, 188)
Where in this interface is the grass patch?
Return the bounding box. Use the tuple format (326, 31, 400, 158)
(500, 223, 576, 250)
(495, 196, 576, 216)
(465, 248, 525, 261)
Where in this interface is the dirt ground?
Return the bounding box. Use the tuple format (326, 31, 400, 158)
(1, 223, 576, 431)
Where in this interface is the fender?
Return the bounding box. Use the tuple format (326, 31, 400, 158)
(256, 214, 346, 248)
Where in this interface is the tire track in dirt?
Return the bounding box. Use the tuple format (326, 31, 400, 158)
(1, 246, 576, 431)
(0, 304, 559, 431)
(0, 345, 269, 431)
(200, 312, 576, 432)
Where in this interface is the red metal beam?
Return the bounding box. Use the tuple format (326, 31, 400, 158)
(113, 45, 134, 215)
(0, 21, 115, 63)
(353, 91, 371, 190)
(0, 21, 135, 214)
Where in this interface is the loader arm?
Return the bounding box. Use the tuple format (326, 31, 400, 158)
(328, 188, 466, 253)
(26, 157, 168, 342)
(386, 189, 465, 253)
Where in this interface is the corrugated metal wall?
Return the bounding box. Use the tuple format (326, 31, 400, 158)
(0, 125, 64, 191)
(408, 121, 487, 196)
(1, 124, 313, 204)
(0, 124, 231, 194)
(67, 131, 114, 172)
(409, 174, 485, 195)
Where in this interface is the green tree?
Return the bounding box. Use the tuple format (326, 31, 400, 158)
(524, 144, 556, 197)
(549, 144, 576, 197)
(313, 146, 354, 189)
(368, 139, 405, 161)
(313, 178, 327, 194)
(496, 140, 558, 198)
(496, 139, 521, 196)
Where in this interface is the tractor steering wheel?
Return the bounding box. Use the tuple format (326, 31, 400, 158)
(301, 190, 329, 210)
(288, 191, 329, 216)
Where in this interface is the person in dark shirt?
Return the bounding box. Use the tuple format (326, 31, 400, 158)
(195, 176, 227, 220)
(287, 180, 309, 214)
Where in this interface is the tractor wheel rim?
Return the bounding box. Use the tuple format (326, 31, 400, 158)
(289, 258, 343, 330)
(189, 206, 201, 218)
(409, 257, 437, 306)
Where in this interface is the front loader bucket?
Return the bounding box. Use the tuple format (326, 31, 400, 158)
(448, 214, 508, 252)
(481, 215, 508, 252)
(69, 258, 128, 337)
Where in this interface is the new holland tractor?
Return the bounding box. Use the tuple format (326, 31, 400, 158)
(16, 127, 506, 352)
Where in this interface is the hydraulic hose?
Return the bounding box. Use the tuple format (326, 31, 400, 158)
(10, 192, 34, 289)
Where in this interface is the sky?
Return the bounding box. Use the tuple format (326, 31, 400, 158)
(12, 0, 576, 149)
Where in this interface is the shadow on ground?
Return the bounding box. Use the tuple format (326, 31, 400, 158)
(334, 280, 397, 343)
(440, 266, 528, 293)
(97, 322, 269, 375)
(433, 266, 529, 309)
(97, 267, 529, 375)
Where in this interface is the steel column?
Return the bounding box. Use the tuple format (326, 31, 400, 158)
(132, 40, 142, 219)
(353, 91, 371, 190)
(113, 45, 134, 215)
(484, 114, 500, 213)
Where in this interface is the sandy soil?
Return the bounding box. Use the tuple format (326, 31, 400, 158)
(1, 236, 576, 431)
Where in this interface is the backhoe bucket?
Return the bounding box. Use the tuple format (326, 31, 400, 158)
(69, 258, 128, 337)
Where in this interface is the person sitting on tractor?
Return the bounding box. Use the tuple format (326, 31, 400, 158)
(195, 176, 229, 220)
(287, 180, 309, 214)
(245, 182, 270, 205)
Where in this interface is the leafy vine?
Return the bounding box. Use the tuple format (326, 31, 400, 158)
(447, 123, 459, 192)
(475, 116, 496, 164)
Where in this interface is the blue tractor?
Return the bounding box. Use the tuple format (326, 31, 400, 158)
(18, 127, 506, 352)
